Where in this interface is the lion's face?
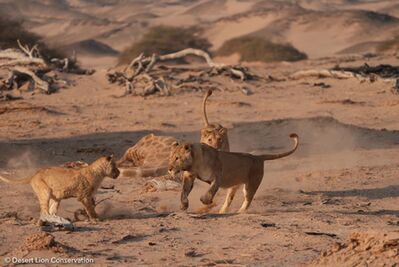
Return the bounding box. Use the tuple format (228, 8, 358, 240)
(200, 124, 227, 149)
(104, 155, 120, 179)
(168, 142, 193, 175)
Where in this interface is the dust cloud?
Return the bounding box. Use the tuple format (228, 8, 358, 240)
(230, 116, 397, 192)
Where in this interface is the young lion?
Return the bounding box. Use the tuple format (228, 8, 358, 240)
(0, 155, 120, 221)
(200, 89, 230, 152)
(168, 134, 299, 213)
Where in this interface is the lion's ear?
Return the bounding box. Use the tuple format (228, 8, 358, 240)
(218, 127, 227, 135)
(106, 154, 114, 161)
(172, 141, 179, 147)
(184, 144, 191, 150)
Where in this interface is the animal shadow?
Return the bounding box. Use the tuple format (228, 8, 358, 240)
(304, 185, 399, 200)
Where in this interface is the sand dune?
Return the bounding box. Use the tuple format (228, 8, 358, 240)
(61, 39, 119, 57)
(284, 10, 399, 58)
(1, 0, 399, 66)
(206, 3, 399, 58)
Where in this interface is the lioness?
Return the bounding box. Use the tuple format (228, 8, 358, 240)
(200, 89, 230, 151)
(168, 134, 298, 213)
(0, 155, 120, 221)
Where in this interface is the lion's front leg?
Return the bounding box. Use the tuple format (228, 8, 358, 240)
(200, 176, 220, 205)
(181, 171, 195, 211)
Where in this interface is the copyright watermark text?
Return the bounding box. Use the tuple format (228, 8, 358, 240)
(3, 256, 94, 265)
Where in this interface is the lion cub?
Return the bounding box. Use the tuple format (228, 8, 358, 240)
(200, 89, 229, 151)
(0, 155, 120, 221)
(168, 134, 298, 213)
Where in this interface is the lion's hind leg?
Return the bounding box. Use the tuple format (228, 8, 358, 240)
(237, 184, 252, 213)
(219, 185, 239, 214)
(237, 166, 263, 213)
(31, 179, 51, 216)
(80, 197, 98, 221)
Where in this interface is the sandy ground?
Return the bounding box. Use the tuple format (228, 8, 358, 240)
(1, 53, 399, 266)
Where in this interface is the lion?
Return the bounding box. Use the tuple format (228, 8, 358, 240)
(116, 90, 229, 179)
(0, 155, 120, 221)
(200, 89, 230, 152)
(168, 134, 298, 213)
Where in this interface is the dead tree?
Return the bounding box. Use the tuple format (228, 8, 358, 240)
(0, 41, 51, 96)
(50, 50, 95, 75)
(0, 40, 93, 100)
(289, 64, 399, 93)
(107, 48, 256, 97)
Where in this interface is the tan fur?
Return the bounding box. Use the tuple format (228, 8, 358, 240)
(168, 134, 299, 213)
(0, 156, 120, 221)
(200, 89, 230, 152)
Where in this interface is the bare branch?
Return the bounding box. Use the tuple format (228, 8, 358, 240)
(145, 53, 157, 73)
(124, 52, 144, 72)
(17, 39, 38, 59)
(157, 48, 225, 68)
(17, 39, 32, 57)
(230, 68, 246, 81)
(290, 69, 361, 80)
(12, 66, 50, 93)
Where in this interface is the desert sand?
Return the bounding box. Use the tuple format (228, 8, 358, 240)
(1, 0, 399, 266)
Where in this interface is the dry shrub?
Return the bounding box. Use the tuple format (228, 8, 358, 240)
(118, 25, 211, 64)
(217, 36, 307, 62)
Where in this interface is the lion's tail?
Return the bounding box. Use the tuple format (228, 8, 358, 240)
(202, 89, 212, 126)
(258, 134, 299, 161)
(0, 175, 31, 185)
(120, 166, 168, 178)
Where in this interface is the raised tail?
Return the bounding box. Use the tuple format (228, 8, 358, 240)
(258, 134, 299, 161)
(202, 89, 212, 126)
(120, 166, 168, 178)
(0, 175, 31, 185)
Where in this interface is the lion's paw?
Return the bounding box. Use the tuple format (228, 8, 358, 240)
(200, 194, 213, 205)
